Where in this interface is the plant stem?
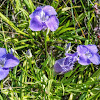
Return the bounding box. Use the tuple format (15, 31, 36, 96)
(45, 28, 49, 56)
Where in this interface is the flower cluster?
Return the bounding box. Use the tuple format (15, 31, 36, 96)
(1, 5, 100, 80)
(54, 44, 100, 74)
(0, 48, 19, 80)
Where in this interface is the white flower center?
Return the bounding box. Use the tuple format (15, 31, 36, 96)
(40, 10, 49, 22)
(85, 51, 92, 58)
(0, 58, 6, 67)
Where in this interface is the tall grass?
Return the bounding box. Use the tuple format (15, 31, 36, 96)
(0, 0, 100, 99)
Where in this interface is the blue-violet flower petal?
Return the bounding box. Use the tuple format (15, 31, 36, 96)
(54, 53, 77, 74)
(0, 67, 9, 80)
(0, 48, 19, 80)
(29, 5, 59, 31)
(77, 45, 100, 65)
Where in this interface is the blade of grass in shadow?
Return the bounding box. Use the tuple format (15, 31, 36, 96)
(0, 12, 29, 37)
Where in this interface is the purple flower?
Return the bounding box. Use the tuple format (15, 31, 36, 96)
(29, 5, 59, 31)
(54, 53, 77, 74)
(77, 45, 100, 65)
(72, 0, 75, 3)
(0, 48, 19, 80)
(94, 27, 100, 31)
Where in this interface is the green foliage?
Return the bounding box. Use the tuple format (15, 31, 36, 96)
(0, 0, 100, 100)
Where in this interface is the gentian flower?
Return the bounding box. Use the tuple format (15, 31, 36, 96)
(54, 52, 77, 74)
(0, 48, 19, 80)
(77, 45, 100, 65)
(29, 5, 59, 31)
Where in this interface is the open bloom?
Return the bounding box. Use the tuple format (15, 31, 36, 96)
(29, 5, 59, 31)
(0, 48, 19, 80)
(54, 53, 77, 74)
(77, 45, 100, 65)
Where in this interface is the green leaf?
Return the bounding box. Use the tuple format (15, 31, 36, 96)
(0, 12, 28, 37)
(62, 6, 81, 12)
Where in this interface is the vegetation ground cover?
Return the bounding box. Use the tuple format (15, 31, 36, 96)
(0, 0, 100, 100)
